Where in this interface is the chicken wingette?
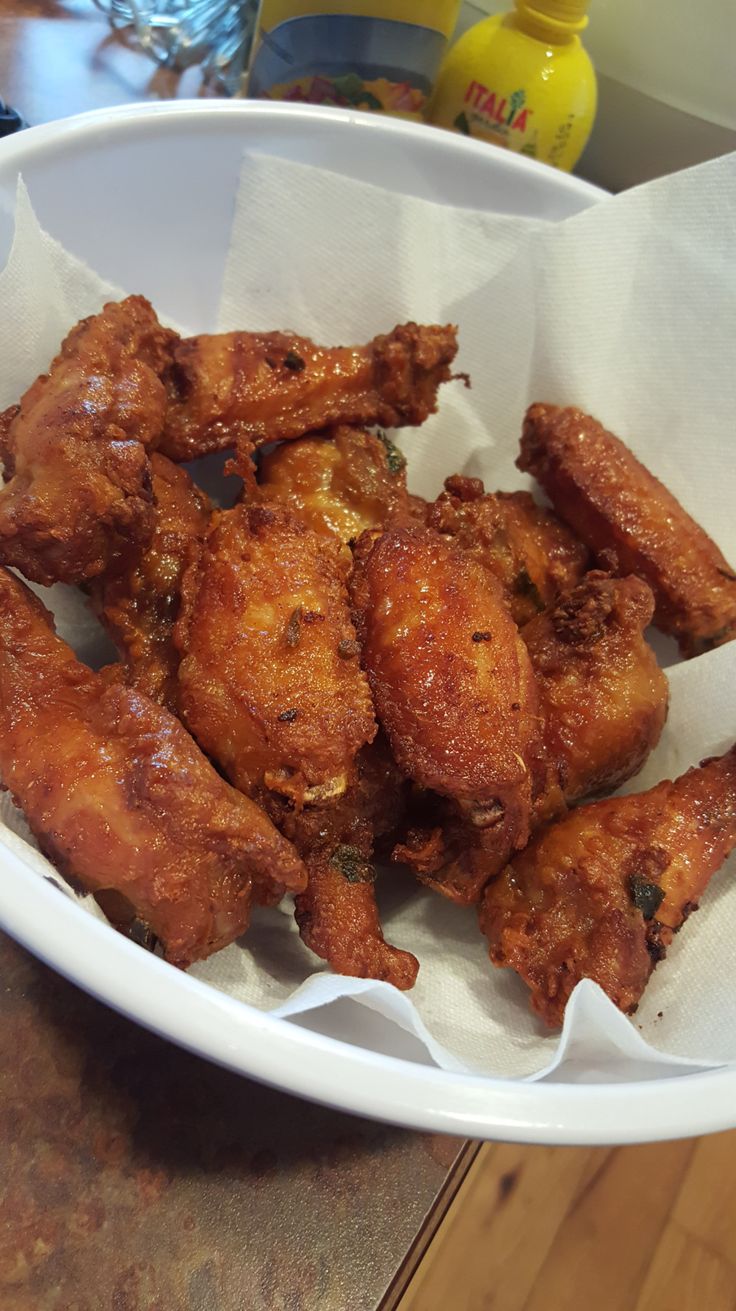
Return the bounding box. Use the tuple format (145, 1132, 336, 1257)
(519, 403, 736, 657)
(159, 322, 460, 461)
(481, 746, 736, 1026)
(175, 503, 417, 986)
(0, 566, 305, 968)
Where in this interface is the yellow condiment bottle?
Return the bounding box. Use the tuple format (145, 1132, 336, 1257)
(430, 0, 597, 172)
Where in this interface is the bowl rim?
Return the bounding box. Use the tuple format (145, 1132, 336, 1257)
(2, 101, 730, 1147)
(0, 98, 605, 208)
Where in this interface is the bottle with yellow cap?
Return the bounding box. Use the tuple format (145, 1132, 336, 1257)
(429, 0, 597, 171)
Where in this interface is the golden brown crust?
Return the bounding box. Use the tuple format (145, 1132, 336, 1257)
(294, 855, 418, 989)
(519, 404, 736, 657)
(291, 740, 418, 989)
(88, 453, 212, 711)
(0, 297, 177, 586)
(174, 502, 413, 985)
(259, 426, 411, 544)
(480, 746, 736, 1026)
(0, 566, 306, 969)
(523, 571, 669, 804)
(0, 405, 19, 477)
(430, 477, 590, 626)
(352, 525, 542, 859)
(176, 503, 376, 804)
(158, 323, 459, 461)
(397, 573, 669, 907)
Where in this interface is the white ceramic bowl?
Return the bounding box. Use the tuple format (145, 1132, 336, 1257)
(0, 101, 732, 1145)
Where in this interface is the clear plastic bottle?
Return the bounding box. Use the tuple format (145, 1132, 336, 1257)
(430, 0, 597, 171)
(248, 1, 462, 121)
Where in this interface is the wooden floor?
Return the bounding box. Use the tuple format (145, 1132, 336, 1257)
(397, 1132, 736, 1311)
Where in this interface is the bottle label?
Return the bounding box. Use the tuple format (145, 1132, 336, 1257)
(263, 71, 428, 119)
(455, 81, 537, 154)
(452, 78, 587, 168)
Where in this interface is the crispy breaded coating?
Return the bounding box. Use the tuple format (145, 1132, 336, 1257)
(407, 493, 430, 524)
(429, 475, 590, 626)
(176, 503, 376, 805)
(394, 572, 668, 906)
(0, 566, 305, 968)
(0, 297, 176, 586)
(174, 505, 417, 984)
(352, 525, 542, 860)
(292, 739, 418, 989)
(523, 571, 669, 806)
(0, 405, 18, 475)
(392, 794, 491, 906)
(481, 746, 736, 1026)
(89, 453, 212, 711)
(159, 323, 460, 461)
(519, 404, 736, 657)
(259, 426, 411, 544)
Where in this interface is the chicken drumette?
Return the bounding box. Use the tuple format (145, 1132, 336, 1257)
(523, 570, 669, 810)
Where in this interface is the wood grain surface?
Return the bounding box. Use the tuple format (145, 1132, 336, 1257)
(397, 1133, 736, 1311)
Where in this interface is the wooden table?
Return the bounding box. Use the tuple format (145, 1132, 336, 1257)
(0, 6, 475, 1309)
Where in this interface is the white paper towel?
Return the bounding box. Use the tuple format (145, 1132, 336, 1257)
(1, 153, 736, 1082)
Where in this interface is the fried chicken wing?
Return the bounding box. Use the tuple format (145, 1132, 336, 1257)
(89, 453, 212, 710)
(259, 426, 411, 544)
(352, 525, 542, 865)
(523, 572, 669, 806)
(393, 572, 668, 906)
(175, 505, 416, 984)
(519, 404, 736, 657)
(292, 738, 419, 989)
(0, 566, 305, 968)
(480, 746, 736, 1026)
(0, 297, 177, 586)
(176, 502, 376, 804)
(159, 323, 460, 462)
(429, 475, 590, 626)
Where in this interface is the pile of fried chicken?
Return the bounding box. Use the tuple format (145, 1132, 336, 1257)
(1, 295, 735, 1029)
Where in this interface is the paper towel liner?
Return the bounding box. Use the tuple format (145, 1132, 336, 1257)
(1, 151, 735, 1082)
